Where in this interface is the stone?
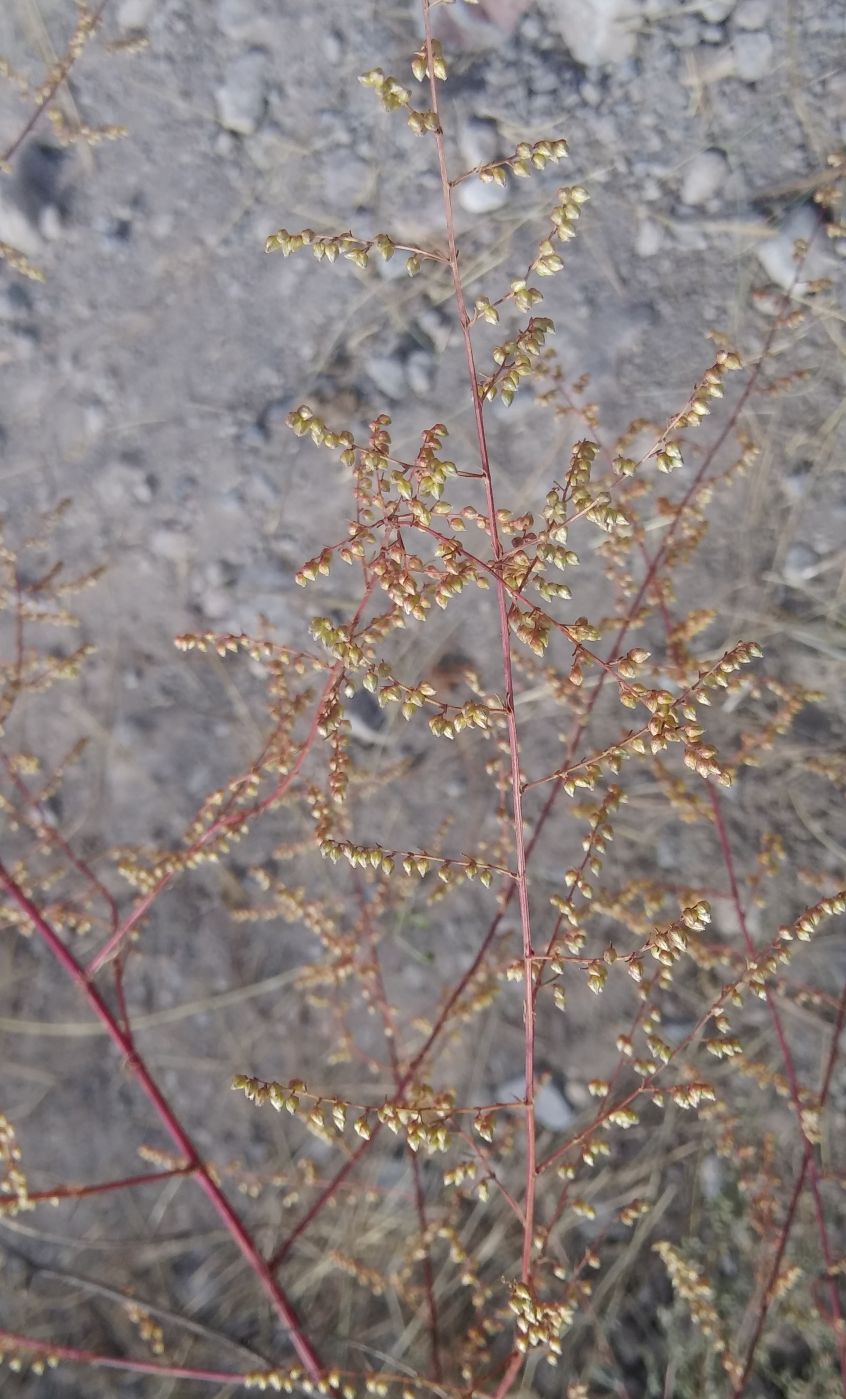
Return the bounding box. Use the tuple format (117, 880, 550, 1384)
(215, 50, 268, 135)
(0, 186, 41, 259)
(669, 16, 702, 47)
(699, 1154, 724, 1201)
(457, 177, 510, 214)
(406, 350, 436, 398)
(680, 147, 729, 206)
(734, 0, 769, 28)
(732, 30, 773, 82)
(499, 1075, 575, 1132)
(698, 0, 735, 20)
(344, 689, 390, 745)
(458, 115, 500, 169)
(117, 0, 155, 26)
(635, 217, 665, 257)
(416, 304, 453, 353)
(756, 204, 830, 295)
(782, 541, 820, 585)
(364, 352, 407, 402)
(318, 151, 371, 212)
(216, 0, 266, 40)
(545, 0, 638, 66)
(150, 526, 192, 564)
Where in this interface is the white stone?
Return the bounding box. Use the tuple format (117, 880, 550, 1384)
(457, 176, 510, 214)
(117, 0, 155, 27)
(680, 148, 729, 206)
(150, 527, 192, 564)
(499, 1076, 574, 1132)
(734, 0, 769, 28)
(732, 30, 773, 81)
(215, 50, 268, 135)
(782, 541, 820, 585)
(406, 350, 436, 398)
(0, 187, 41, 259)
(364, 353, 407, 402)
(635, 217, 665, 256)
(458, 115, 500, 170)
(698, 0, 735, 20)
(756, 203, 829, 294)
(545, 0, 637, 66)
(216, 0, 264, 39)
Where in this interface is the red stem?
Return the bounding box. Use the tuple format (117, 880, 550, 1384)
(0, 1164, 193, 1208)
(0, 1331, 255, 1386)
(0, 860, 324, 1382)
(422, 0, 538, 1303)
(708, 787, 846, 1390)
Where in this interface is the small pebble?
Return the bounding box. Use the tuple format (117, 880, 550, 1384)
(364, 353, 407, 402)
(756, 203, 827, 294)
(499, 1076, 574, 1132)
(216, 50, 268, 135)
(635, 217, 665, 256)
(118, 0, 155, 26)
(345, 689, 389, 745)
(150, 526, 192, 564)
(699, 0, 736, 20)
(732, 30, 773, 82)
(406, 350, 436, 398)
(699, 1154, 724, 1201)
(681, 147, 729, 206)
(669, 16, 702, 47)
(734, 0, 769, 29)
(457, 177, 510, 214)
(458, 115, 499, 169)
(782, 541, 820, 585)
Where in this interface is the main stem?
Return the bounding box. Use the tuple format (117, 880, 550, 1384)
(0, 861, 324, 1383)
(421, 0, 538, 1295)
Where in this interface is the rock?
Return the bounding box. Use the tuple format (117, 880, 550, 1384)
(344, 689, 390, 745)
(0, 185, 42, 259)
(669, 16, 703, 47)
(406, 350, 436, 398)
(635, 217, 665, 257)
(117, 0, 155, 26)
(782, 541, 820, 585)
(245, 124, 291, 173)
(458, 115, 500, 169)
(416, 304, 453, 353)
(709, 894, 762, 940)
(699, 1153, 724, 1201)
(215, 50, 268, 135)
(734, 0, 769, 28)
(457, 177, 510, 214)
(150, 526, 192, 565)
(780, 462, 812, 502)
(698, 0, 735, 20)
(364, 352, 407, 402)
(756, 204, 830, 294)
(216, 0, 266, 39)
(317, 150, 371, 212)
(732, 30, 773, 81)
(499, 1075, 575, 1132)
(680, 148, 729, 206)
(545, 0, 637, 67)
(322, 28, 343, 64)
(423, 0, 531, 50)
(39, 204, 63, 241)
